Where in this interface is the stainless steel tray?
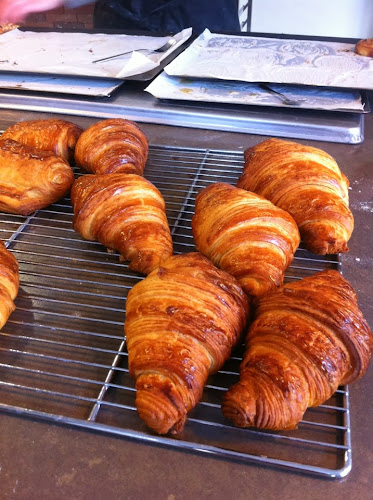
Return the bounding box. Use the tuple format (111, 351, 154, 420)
(0, 145, 350, 479)
(0, 85, 364, 144)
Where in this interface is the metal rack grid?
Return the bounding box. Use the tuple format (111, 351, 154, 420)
(0, 145, 350, 479)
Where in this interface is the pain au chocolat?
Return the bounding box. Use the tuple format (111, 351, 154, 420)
(1, 118, 83, 162)
(0, 138, 74, 215)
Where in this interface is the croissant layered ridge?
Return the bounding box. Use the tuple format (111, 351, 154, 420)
(125, 252, 249, 434)
(0, 241, 19, 329)
(74, 118, 148, 175)
(71, 173, 173, 275)
(222, 270, 373, 430)
(192, 183, 300, 297)
(0, 138, 75, 215)
(237, 138, 354, 254)
(1, 118, 83, 161)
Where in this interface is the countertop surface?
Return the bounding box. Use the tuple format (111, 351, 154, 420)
(0, 104, 372, 500)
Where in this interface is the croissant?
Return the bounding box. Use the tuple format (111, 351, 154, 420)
(237, 138, 354, 255)
(125, 252, 249, 434)
(0, 138, 75, 215)
(1, 118, 83, 161)
(222, 269, 373, 431)
(355, 38, 373, 57)
(192, 183, 300, 297)
(74, 118, 148, 175)
(71, 173, 173, 275)
(0, 241, 19, 329)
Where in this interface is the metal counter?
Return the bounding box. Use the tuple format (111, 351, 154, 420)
(0, 144, 349, 479)
(0, 97, 372, 499)
(0, 82, 365, 144)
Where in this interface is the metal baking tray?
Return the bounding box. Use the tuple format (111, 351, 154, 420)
(2, 27, 192, 83)
(0, 85, 364, 144)
(0, 145, 350, 478)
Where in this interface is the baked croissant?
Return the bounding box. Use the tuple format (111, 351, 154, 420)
(0, 241, 19, 329)
(222, 270, 373, 431)
(237, 138, 354, 255)
(0, 138, 75, 215)
(71, 173, 173, 275)
(1, 118, 83, 161)
(74, 118, 148, 175)
(192, 183, 300, 297)
(355, 38, 373, 57)
(125, 252, 249, 434)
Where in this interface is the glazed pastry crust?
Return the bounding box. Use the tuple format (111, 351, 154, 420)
(0, 241, 19, 329)
(237, 138, 354, 255)
(192, 183, 300, 297)
(125, 252, 249, 434)
(74, 118, 148, 175)
(71, 173, 173, 275)
(0, 138, 75, 215)
(355, 38, 373, 57)
(222, 270, 373, 430)
(1, 118, 83, 161)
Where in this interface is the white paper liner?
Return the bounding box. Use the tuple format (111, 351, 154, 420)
(164, 29, 373, 90)
(145, 72, 365, 112)
(0, 73, 125, 96)
(0, 28, 192, 79)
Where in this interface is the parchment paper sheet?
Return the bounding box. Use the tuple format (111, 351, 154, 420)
(164, 30, 373, 90)
(0, 28, 192, 79)
(145, 72, 365, 112)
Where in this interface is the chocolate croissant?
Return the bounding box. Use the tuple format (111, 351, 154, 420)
(192, 183, 300, 297)
(74, 118, 148, 175)
(1, 118, 83, 161)
(222, 270, 373, 431)
(0, 241, 19, 329)
(237, 138, 354, 255)
(71, 173, 173, 275)
(0, 138, 75, 215)
(125, 252, 249, 434)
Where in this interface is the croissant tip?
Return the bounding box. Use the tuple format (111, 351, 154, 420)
(222, 405, 253, 428)
(222, 386, 256, 429)
(304, 239, 350, 255)
(135, 387, 187, 435)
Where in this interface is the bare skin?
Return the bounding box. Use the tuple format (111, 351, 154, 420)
(0, 0, 65, 23)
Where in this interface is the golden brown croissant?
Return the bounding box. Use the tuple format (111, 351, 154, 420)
(237, 138, 354, 255)
(192, 183, 300, 297)
(74, 118, 148, 175)
(0, 241, 19, 329)
(1, 118, 83, 161)
(0, 138, 75, 215)
(222, 270, 373, 431)
(71, 173, 173, 275)
(125, 252, 249, 434)
(355, 38, 373, 57)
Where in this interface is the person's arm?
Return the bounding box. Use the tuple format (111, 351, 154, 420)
(0, 0, 95, 24)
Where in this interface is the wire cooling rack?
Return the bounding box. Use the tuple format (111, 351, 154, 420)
(0, 145, 350, 478)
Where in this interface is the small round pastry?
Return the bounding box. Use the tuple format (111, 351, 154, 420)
(355, 38, 373, 57)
